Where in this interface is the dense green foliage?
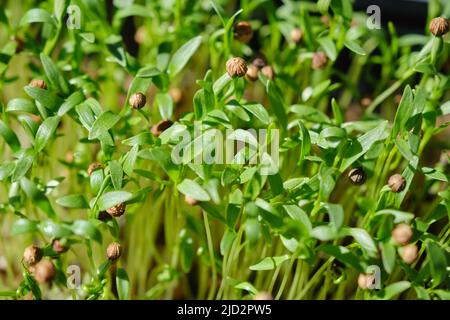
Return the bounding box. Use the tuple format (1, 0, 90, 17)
(0, 0, 449, 300)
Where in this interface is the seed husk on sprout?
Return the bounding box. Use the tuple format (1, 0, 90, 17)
(106, 203, 126, 217)
(234, 21, 253, 43)
(226, 57, 248, 78)
(388, 173, 406, 193)
(429, 17, 450, 37)
(23, 245, 42, 266)
(29, 79, 47, 90)
(392, 223, 413, 245)
(348, 167, 367, 185)
(129, 92, 147, 109)
(34, 260, 56, 284)
(107, 242, 122, 261)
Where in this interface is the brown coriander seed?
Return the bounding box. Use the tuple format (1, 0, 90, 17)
(129, 92, 146, 109)
(106, 203, 126, 217)
(400, 244, 418, 264)
(234, 21, 253, 43)
(169, 87, 183, 105)
(52, 239, 68, 254)
(151, 119, 173, 137)
(360, 97, 372, 108)
(252, 56, 267, 69)
(87, 162, 103, 176)
(357, 273, 376, 290)
(246, 65, 259, 82)
(29, 79, 47, 90)
(290, 28, 303, 44)
(261, 65, 275, 80)
(312, 51, 328, 70)
(429, 17, 450, 37)
(320, 15, 330, 27)
(226, 57, 248, 78)
(348, 167, 367, 185)
(185, 195, 199, 206)
(388, 173, 406, 193)
(253, 291, 273, 300)
(34, 260, 56, 284)
(23, 245, 42, 266)
(391, 223, 413, 246)
(106, 242, 122, 261)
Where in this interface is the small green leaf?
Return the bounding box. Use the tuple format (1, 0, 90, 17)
(89, 111, 120, 140)
(0, 120, 21, 152)
(234, 282, 258, 295)
(58, 91, 85, 116)
(56, 194, 89, 209)
(318, 37, 337, 61)
(426, 241, 447, 287)
(376, 281, 410, 300)
(34, 116, 60, 152)
(156, 92, 173, 120)
(97, 191, 132, 211)
(109, 160, 123, 190)
(24, 86, 63, 111)
(240, 103, 270, 125)
(40, 53, 69, 94)
(20, 8, 56, 27)
(12, 149, 35, 182)
(123, 145, 138, 177)
(6, 98, 38, 114)
(249, 255, 290, 271)
(11, 219, 38, 235)
(177, 179, 210, 202)
(116, 268, 130, 300)
(71, 220, 102, 243)
(168, 36, 202, 76)
(344, 39, 366, 55)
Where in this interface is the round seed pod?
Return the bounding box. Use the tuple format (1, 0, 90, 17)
(106, 242, 122, 261)
(429, 17, 450, 37)
(388, 173, 406, 193)
(392, 223, 413, 245)
(320, 15, 330, 27)
(226, 57, 248, 78)
(98, 210, 112, 222)
(253, 291, 273, 300)
(169, 87, 183, 105)
(106, 203, 126, 217)
(348, 167, 367, 185)
(185, 195, 199, 206)
(234, 21, 253, 43)
(23, 245, 42, 266)
(29, 79, 47, 90)
(252, 56, 267, 69)
(290, 28, 303, 44)
(400, 244, 418, 264)
(357, 273, 375, 290)
(34, 260, 56, 284)
(246, 65, 259, 82)
(261, 65, 275, 80)
(312, 51, 328, 70)
(151, 119, 173, 137)
(52, 239, 68, 254)
(129, 92, 146, 109)
(360, 97, 372, 108)
(87, 162, 103, 176)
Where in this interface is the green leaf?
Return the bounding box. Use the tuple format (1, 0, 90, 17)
(58, 91, 85, 116)
(89, 111, 120, 140)
(40, 53, 69, 94)
(156, 92, 173, 120)
(240, 104, 270, 125)
(373, 209, 414, 223)
(24, 86, 63, 110)
(6, 98, 38, 114)
(325, 203, 344, 231)
(56, 194, 89, 209)
(123, 145, 138, 177)
(344, 39, 366, 55)
(340, 120, 388, 171)
(381, 242, 396, 274)
(249, 255, 289, 271)
(34, 116, 60, 152)
(0, 120, 21, 152)
(116, 268, 130, 300)
(12, 149, 35, 182)
(267, 81, 287, 128)
(220, 228, 236, 256)
(71, 220, 102, 243)
(297, 120, 311, 166)
(179, 231, 194, 272)
(318, 37, 337, 61)
(177, 179, 210, 202)
(97, 191, 132, 211)
(234, 282, 258, 295)
(39, 220, 73, 238)
(319, 244, 365, 271)
(11, 219, 38, 235)
(376, 281, 410, 300)
(426, 241, 447, 287)
(168, 36, 202, 76)
(344, 227, 377, 256)
(109, 160, 123, 190)
(20, 8, 56, 27)
(391, 86, 413, 139)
